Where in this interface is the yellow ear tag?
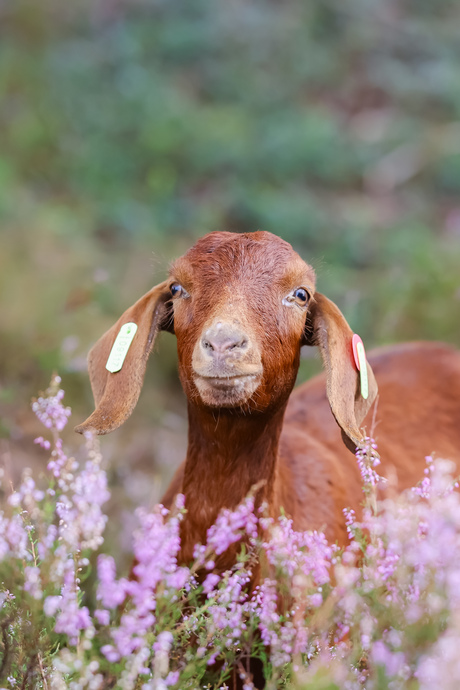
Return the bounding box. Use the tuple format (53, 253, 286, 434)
(352, 334, 369, 400)
(106, 322, 138, 373)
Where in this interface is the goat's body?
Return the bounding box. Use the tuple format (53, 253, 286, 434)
(78, 230, 460, 553)
(164, 341, 460, 548)
(279, 341, 460, 543)
(78, 231, 460, 690)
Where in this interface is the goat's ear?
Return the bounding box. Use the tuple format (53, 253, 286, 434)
(302, 292, 378, 452)
(75, 280, 173, 436)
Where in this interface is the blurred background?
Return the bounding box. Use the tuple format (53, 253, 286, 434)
(1, 0, 460, 555)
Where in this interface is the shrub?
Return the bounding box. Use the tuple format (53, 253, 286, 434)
(0, 378, 459, 689)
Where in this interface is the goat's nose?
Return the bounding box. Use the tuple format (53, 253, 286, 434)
(202, 324, 248, 355)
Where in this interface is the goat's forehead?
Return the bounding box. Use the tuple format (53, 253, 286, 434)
(169, 232, 316, 288)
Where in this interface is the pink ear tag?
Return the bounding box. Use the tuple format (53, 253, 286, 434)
(352, 334, 369, 400)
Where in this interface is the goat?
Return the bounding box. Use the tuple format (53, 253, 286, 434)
(76, 231, 460, 570)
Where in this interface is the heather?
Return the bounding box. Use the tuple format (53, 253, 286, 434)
(0, 380, 459, 688)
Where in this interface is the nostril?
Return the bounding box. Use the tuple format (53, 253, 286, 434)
(229, 336, 248, 351)
(201, 329, 249, 355)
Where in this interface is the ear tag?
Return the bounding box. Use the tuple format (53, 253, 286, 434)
(106, 322, 138, 373)
(352, 334, 369, 400)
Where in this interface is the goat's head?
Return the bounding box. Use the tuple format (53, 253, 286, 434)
(76, 231, 377, 449)
(171, 231, 314, 413)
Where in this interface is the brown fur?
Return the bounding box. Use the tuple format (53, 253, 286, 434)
(77, 231, 460, 569)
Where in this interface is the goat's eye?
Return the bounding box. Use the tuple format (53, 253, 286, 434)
(294, 288, 308, 304)
(283, 287, 310, 308)
(170, 283, 187, 298)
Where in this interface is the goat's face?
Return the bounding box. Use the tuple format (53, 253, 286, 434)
(76, 230, 377, 449)
(168, 231, 316, 412)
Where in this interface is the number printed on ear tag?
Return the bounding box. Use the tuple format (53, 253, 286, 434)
(106, 323, 138, 373)
(352, 334, 369, 400)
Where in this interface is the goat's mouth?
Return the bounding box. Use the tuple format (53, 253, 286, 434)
(193, 372, 262, 407)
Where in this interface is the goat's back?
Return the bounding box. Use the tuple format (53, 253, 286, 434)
(279, 341, 460, 543)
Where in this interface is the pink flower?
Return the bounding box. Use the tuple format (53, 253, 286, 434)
(204, 495, 258, 557)
(203, 573, 220, 594)
(32, 383, 71, 432)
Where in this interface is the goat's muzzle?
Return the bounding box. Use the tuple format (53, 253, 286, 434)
(192, 320, 263, 407)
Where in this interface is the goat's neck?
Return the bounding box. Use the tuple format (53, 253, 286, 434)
(179, 403, 286, 564)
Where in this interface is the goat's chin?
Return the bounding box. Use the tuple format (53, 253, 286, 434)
(194, 374, 261, 408)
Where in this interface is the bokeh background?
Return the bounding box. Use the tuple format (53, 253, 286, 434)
(1, 0, 460, 555)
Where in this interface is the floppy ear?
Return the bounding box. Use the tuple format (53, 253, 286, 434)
(75, 281, 173, 436)
(303, 292, 378, 452)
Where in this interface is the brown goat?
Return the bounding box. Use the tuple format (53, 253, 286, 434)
(76, 231, 460, 568)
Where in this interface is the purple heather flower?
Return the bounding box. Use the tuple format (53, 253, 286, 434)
(254, 579, 279, 647)
(52, 562, 92, 645)
(8, 475, 44, 510)
(37, 524, 58, 561)
(308, 592, 323, 607)
(377, 549, 400, 582)
(166, 566, 190, 591)
(97, 555, 128, 609)
(44, 595, 62, 617)
(263, 516, 332, 585)
(101, 644, 120, 663)
(203, 573, 220, 594)
(1, 513, 29, 560)
(131, 501, 183, 591)
(94, 609, 110, 626)
(165, 670, 179, 686)
(47, 438, 72, 479)
(355, 436, 384, 488)
(413, 476, 432, 499)
(372, 640, 407, 678)
(152, 632, 175, 680)
(153, 630, 173, 653)
(101, 497, 185, 659)
(32, 382, 71, 432)
(204, 495, 258, 558)
(34, 436, 51, 451)
(24, 566, 42, 600)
